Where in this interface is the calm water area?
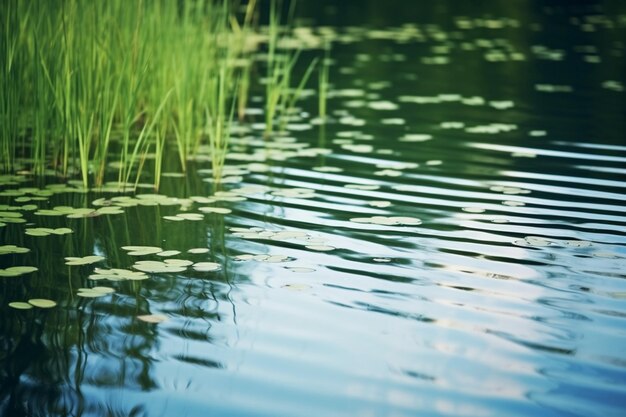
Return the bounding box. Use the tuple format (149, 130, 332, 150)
(1, 1, 626, 416)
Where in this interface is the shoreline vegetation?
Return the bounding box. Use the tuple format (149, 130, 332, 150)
(1, 0, 323, 190)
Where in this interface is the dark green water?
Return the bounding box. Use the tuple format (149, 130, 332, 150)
(2, 2, 626, 416)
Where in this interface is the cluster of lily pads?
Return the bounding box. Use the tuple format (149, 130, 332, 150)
(120, 246, 221, 273)
(230, 227, 337, 252)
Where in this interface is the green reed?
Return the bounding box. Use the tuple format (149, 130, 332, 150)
(1, 0, 319, 189)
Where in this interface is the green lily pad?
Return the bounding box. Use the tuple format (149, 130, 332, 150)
(77, 286, 115, 297)
(192, 262, 221, 272)
(9, 301, 33, 310)
(133, 260, 187, 273)
(89, 268, 148, 281)
(0, 245, 30, 255)
(122, 246, 163, 256)
(25, 227, 73, 236)
(188, 248, 210, 254)
(156, 250, 181, 257)
(0, 266, 38, 277)
(28, 298, 56, 308)
(198, 207, 232, 214)
(65, 255, 105, 266)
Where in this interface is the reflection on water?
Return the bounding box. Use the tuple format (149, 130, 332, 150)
(2, 1, 626, 416)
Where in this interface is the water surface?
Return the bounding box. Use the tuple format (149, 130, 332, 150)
(1, 2, 626, 416)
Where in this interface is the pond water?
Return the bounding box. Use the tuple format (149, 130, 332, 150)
(2, 2, 626, 417)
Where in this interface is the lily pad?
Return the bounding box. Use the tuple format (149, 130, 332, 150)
(28, 298, 56, 308)
(350, 216, 421, 226)
(0, 245, 30, 255)
(305, 245, 336, 252)
(65, 255, 105, 266)
(25, 227, 73, 236)
(156, 250, 181, 257)
(9, 301, 33, 310)
(198, 207, 232, 214)
(0, 266, 38, 277)
(137, 314, 168, 323)
(133, 260, 187, 273)
(77, 286, 115, 298)
(192, 262, 221, 272)
(122, 246, 163, 256)
(188, 248, 210, 254)
(89, 268, 148, 281)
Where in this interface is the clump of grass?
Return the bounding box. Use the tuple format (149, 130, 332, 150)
(1, 0, 320, 189)
(263, 0, 317, 138)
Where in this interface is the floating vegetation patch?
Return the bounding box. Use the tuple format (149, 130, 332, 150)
(0, 266, 38, 277)
(137, 314, 168, 324)
(368, 201, 392, 208)
(465, 123, 517, 134)
(65, 255, 105, 266)
(192, 262, 221, 272)
(0, 245, 30, 255)
(25, 227, 73, 237)
(234, 254, 292, 263)
(399, 133, 433, 142)
(89, 268, 149, 281)
(535, 84, 573, 93)
(513, 236, 596, 249)
(164, 213, 204, 221)
(0, 211, 26, 225)
(122, 246, 163, 256)
(198, 207, 232, 214)
(133, 260, 195, 274)
(188, 248, 210, 254)
(271, 188, 316, 199)
(350, 216, 422, 226)
(8, 302, 33, 310)
(489, 185, 531, 195)
(77, 287, 115, 298)
(27, 299, 56, 308)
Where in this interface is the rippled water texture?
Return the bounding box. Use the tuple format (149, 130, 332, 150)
(2, 2, 626, 417)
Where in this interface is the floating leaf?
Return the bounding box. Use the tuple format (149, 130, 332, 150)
(0, 266, 38, 277)
(133, 260, 187, 273)
(192, 262, 221, 272)
(163, 215, 185, 221)
(122, 246, 163, 256)
(137, 314, 168, 323)
(9, 301, 33, 310)
(89, 268, 148, 281)
(350, 216, 421, 226)
(176, 213, 204, 221)
(65, 255, 105, 266)
(78, 286, 115, 297)
(198, 207, 232, 214)
(0, 245, 30, 255)
(188, 248, 210, 254)
(368, 201, 391, 208)
(28, 298, 56, 308)
(305, 245, 335, 252)
(156, 250, 181, 257)
(165, 259, 194, 267)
